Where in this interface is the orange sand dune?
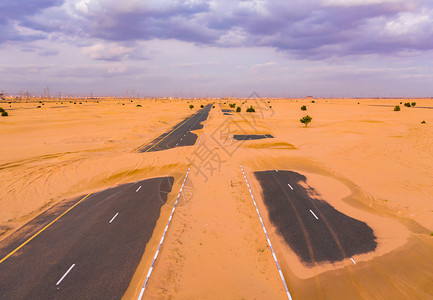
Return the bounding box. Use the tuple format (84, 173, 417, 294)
(1, 98, 432, 299)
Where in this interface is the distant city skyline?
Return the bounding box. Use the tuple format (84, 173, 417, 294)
(1, 0, 432, 97)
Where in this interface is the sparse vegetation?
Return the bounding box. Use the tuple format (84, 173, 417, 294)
(246, 105, 255, 112)
(236, 106, 241, 112)
(311, 100, 315, 103)
(37, 106, 41, 108)
(189, 104, 194, 109)
(394, 105, 401, 111)
(0, 107, 4, 113)
(411, 102, 416, 107)
(300, 115, 312, 127)
(404, 102, 411, 107)
(229, 103, 236, 108)
(421, 120, 426, 124)
(301, 105, 307, 111)
(201, 104, 204, 108)
(212, 105, 215, 108)
(1, 111, 8, 116)
(136, 104, 142, 107)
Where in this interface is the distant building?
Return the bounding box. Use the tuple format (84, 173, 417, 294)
(0, 93, 5, 101)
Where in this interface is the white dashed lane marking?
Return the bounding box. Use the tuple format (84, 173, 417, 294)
(109, 213, 119, 224)
(136, 186, 142, 192)
(287, 183, 293, 190)
(309, 209, 319, 220)
(56, 264, 75, 286)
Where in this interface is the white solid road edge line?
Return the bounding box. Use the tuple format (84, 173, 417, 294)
(136, 185, 142, 193)
(56, 264, 75, 286)
(138, 168, 190, 300)
(109, 213, 119, 224)
(240, 165, 293, 300)
(309, 209, 319, 220)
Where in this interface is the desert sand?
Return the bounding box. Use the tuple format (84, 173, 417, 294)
(1, 97, 432, 299)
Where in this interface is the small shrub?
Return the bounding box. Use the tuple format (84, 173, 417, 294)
(201, 104, 204, 108)
(421, 120, 426, 124)
(73, 102, 77, 104)
(411, 102, 416, 107)
(189, 104, 194, 109)
(236, 106, 241, 112)
(212, 106, 215, 108)
(229, 103, 236, 108)
(400, 102, 402, 104)
(301, 105, 307, 111)
(300, 115, 312, 127)
(404, 102, 411, 107)
(394, 105, 401, 111)
(0, 107, 4, 112)
(136, 104, 142, 107)
(79, 102, 82, 104)
(269, 106, 272, 108)
(37, 106, 41, 108)
(1, 111, 8, 116)
(311, 100, 315, 103)
(246, 105, 255, 112)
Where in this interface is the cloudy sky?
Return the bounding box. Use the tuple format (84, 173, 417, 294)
(1, 0, 432, 97)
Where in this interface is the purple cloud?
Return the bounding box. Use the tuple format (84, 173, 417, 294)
(2, 0, 433, 60)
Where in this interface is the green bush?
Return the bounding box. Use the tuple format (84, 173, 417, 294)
(136, 104, 142, 107)
(246, 105, 255, 112)
(229, 103, 236, 108)
(301, 105, 307, 111)
(411, 102, 416, 107)
(212, 106, 215, 108)
(236, 106, 241, 112)
(201, 104, 204, 108)
(311, 100, 315, 103)
(0, 107, 4, 112)
(1, 111, 8, 116)
(394, 105, 401, 111)
(189, 104, 194, 109)
(421, 120, 426, 124)
(404, 102, 411, 107)
(300, 115, 312, 127)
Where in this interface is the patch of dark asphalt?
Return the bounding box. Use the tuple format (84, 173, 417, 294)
(254, 170, 377, 265)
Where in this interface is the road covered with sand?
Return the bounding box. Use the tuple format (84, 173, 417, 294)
(1, 97, 432, 298)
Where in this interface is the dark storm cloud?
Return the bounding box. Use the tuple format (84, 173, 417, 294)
(3, 0, 433, 59)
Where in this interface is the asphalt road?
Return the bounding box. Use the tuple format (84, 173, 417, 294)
(138, 104, 212, 152)
(0, 177, 174, 300)
(254, 170, 377, 265)
(233, 134, 274, 140)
